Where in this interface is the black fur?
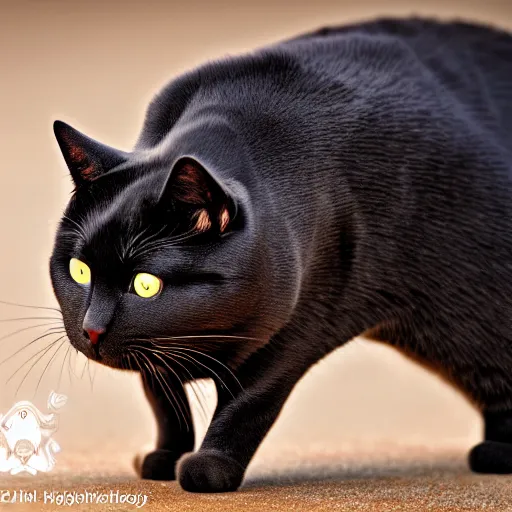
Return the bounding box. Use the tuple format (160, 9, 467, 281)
(50, 17, 512, 492)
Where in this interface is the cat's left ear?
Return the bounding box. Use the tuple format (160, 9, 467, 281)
(53, 121, 129, 186)
(158, 157, 235, 233)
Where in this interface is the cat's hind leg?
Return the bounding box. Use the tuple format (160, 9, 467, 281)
(366, 322, 512, 474)
(469, 410, 512, 474)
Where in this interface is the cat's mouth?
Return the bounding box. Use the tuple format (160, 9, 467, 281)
(66, 330, 122, 369)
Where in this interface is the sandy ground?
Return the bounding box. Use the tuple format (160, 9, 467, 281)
(4, 449, 512, 511)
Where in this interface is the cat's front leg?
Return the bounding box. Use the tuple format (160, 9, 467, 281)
(135, 372, 195, 481)
(176, 333, 329, 493)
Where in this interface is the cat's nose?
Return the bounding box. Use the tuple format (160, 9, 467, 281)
(83, 328, 106, 346)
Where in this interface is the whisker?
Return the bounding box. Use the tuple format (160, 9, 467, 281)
(137, 348, 194, 430)
(0, 316, 63, 323)
(148, 348, 210, 424)
(47, 325, 66, 331)
(132, 349, 188, 431)
(142, 227, 196, 248)
(187, 379, 211, 425)
(80, 354, 89, 380)
(157, 351, 211, 424)
(136, 232, 198, 251)
(126, 224, 168, 259)
(133, 351, 156, 391)
(0, 321, 64, 345)
(66, 347, 80, 384)
(133, 349, 188, 429)
(0, 299, 62, 314)
(9, 336, 66, 395)
(91, 360, 98, 389)
(133, 341, 239, 400)
(34, 337, 67, 398)
(126, 224, 171, 260)
(133, 351, 169, 423)
(129, 352, 140, 373)
(7, 340, 61, 384)
(67, 346, 73, 387)
(114, 244, 125, 264)
(0, 330, 67, 366)
(58, 344, 72, 390)
(62, 215, 87, 240)
(121, 353, 130, 371)
(129, 228, 199, 259)
(170, 350, 237, 399)
(62, 227, 82, 240)
(151, 334, 260, 342)
(71, 348, 80, 379)
(151, 343, 243, 392)
(125, 224, 153, 256)
(87, 359, 93, 391)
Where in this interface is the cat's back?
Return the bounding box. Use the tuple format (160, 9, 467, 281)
(291, 18, 512, 91)
(138, 17, 512, 184)
(282, 18, 512, 151)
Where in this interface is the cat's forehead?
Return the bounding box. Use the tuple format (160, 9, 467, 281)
(72, 173, 165, 252)
(96, 176, 158, 220)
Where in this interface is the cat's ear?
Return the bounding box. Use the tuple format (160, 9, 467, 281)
(53, 121, 128, 186)
(158, 157, 234, 233)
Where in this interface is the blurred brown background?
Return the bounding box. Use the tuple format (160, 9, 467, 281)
(0, 0, 510, 481)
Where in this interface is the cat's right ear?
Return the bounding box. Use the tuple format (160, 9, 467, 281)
(53, 121, 129, 186)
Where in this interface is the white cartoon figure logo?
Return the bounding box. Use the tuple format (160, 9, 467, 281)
(0, 391, 67, 475)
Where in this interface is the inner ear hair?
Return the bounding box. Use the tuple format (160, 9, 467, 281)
(192, 205, 231, 234)
(219, 207, 230, 233)
(162, 158, 234, 234)
(194, 209, 212, 232)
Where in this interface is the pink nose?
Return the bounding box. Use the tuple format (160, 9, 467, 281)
(85, 329, 104, 345)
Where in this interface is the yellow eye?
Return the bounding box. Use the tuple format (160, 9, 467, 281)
(69, 258, 91, 285)
(133, 273, 162, 298)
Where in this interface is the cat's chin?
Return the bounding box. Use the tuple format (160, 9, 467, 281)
(68, 341, 129, 371)
(89, 350, 133, 371)
(93, 355, 130, 371)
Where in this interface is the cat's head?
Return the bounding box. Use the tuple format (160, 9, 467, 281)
(49, 118, 298, 373)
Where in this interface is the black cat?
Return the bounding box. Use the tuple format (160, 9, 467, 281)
(50, 17, 512, 492)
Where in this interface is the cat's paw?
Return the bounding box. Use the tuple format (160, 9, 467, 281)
(469, 441, 512, 473)
(134, 449, 182, 481)
(176, 450, 245, 493)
